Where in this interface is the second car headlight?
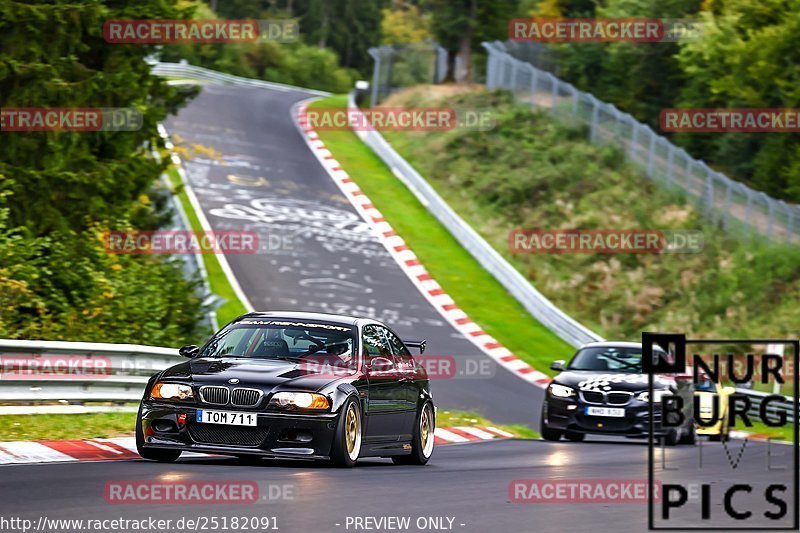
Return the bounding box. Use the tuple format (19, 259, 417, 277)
(269, 392, 330, 410)
(548, 383, 576, 398)
(151, 382, 194, 400)
(637, 389, 672, 403)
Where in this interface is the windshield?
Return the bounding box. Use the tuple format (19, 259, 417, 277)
(567, 346, 658, 373)
(200, 319, 357, 369)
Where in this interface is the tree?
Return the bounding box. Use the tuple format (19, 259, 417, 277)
(676, 0, 800, 200)
(0, 0, 206, 343)
(428, 0, 520, 83)
(381, 0, 432, 44)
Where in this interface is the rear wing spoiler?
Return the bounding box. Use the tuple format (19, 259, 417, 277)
(403, 339, 426, 354)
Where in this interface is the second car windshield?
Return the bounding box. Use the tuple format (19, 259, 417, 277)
(199, 320, 356, 369)
(568, 346, 649, 372)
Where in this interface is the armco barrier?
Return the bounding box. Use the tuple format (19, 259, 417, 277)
(0, 339, 796, 428)
(347, 92, 603, 348)
(150, 61, 331, 97)
(736, 388, 797, 426)
(0, 339, 180, 403)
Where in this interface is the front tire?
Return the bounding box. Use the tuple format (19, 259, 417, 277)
(540, 405, 562, 441)
(679, 424, 696, 445)
(663, 428, 680, 446)
(135, 407, 181, 463)
(331, 397, 362, 467)
(393, 402, 435, 466)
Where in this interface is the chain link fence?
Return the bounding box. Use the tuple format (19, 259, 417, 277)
(482, 41, 799, 245)
(367, 42, 448, 106)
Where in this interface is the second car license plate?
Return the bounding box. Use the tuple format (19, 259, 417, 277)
(196, 409, 257, 426)
(585, 406, 625, 417)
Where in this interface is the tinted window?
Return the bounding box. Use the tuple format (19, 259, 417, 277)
(199, 319, 356, 369)
(362, 325, 393, 358)
(383, 328, 415, 372)
(568, 346, 661, 372)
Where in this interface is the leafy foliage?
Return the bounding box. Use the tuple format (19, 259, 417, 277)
(162, 1, 358, 92)
(527, 0, 800, 203)
(0, 0, 207, 344)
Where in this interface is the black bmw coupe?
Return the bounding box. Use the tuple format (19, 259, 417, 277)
(136, 312, 434, 467)
(540, 341, 695, 445)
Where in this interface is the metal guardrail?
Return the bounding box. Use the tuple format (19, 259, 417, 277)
(348, 92, 604, 348)
(151, 61, 331, 97)
(1, 340, 796, 426)
(734, 388, 797, 426)
(481, 40, 799, 245)
(0, 340, 180, 403)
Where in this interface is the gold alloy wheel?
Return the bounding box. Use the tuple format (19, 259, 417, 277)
(420, 404, 434, 457)
(345, 403, 361, 461)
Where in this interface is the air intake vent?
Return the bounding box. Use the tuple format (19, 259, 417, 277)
(188, 424, 268, 447)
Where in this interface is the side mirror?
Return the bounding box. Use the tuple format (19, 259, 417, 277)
(179, 345, 200, 358)
(550, 360, 566, 372)
(368, 356, 395, 373)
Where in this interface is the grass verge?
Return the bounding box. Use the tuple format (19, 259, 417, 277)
(0, 410, 534, 441)
(309, 95, 574, 374)
(0, 413, 137, 441)
(436, 409, 539, 439)
(166, 167, 248, 325)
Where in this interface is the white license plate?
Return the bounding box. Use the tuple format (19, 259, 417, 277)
(196, 409, 257, 426)
(585, 406, 625, 418)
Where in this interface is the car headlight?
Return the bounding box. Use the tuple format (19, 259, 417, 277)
(269, 392, 330, 410)
(637, 389, 672, 403)
(151, 382, 194, 400)
(548, 383, 576, 398)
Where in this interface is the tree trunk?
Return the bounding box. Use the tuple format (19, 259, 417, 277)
(454, 0, 478, 84)
(443, 50, 457, 83)
(318, 4, 329, 49)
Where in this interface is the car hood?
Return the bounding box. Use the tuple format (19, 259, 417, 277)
(554, 370, 674, 392)
(159, 357, 356, 393)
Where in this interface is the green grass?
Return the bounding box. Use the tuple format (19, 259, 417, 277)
(436, 409, 539, 439)
(0, 413, 136, 441)
(309, 95, 574, 374)
(737, 419, 795, 442)
(0, 410, 535, 442)
(166, 167, 248, 325)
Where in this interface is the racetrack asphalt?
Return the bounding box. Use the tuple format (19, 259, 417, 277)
(0, 437, 794, 532)
(164, 82, 546, 428)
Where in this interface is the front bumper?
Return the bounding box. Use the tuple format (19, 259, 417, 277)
(140, 401, 340, 460)
(544, 396, 671, 437)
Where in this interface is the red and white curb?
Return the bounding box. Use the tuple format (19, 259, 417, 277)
(293, 101, 551, 390)
(0, 427, 513, 465)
